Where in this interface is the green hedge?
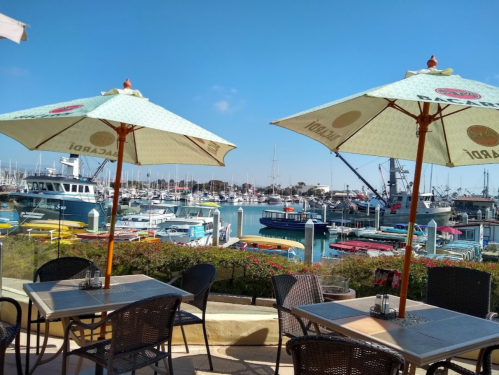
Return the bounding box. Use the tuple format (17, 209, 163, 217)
(2, 237, 498, 309)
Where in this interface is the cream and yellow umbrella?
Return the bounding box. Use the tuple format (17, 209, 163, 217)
(271, 57, 499, 317)
(0, 79, 236, 288)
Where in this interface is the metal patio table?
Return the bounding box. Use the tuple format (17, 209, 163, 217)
(292, 295, 499, 375)
(23, 274, 194, 374)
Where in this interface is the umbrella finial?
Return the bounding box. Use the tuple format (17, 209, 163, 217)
(123, 79, 132, 89)
(427, 55, 438, 68)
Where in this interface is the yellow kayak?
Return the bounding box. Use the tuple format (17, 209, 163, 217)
(22, 223, 70, 231)
(31, 219, 86, 228)
(20, 230, 73, 238)
(240, 235, 305, 250)
(0, 223, 11, 229)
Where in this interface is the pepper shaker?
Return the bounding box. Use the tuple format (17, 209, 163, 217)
(382, 294, 390, 314)
(85, 270, 92, 287)
(374, 294, 382, 312)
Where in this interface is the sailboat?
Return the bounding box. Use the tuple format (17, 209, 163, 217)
(268, 145, 283, 205)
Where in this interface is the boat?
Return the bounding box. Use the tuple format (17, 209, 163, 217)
(324, 156, 452, 226)
(9, 155, 108, 227)
(111, 204, 177, 230)
(259, 207, 328, 232)
(155, 205, 226, 246)
(239, 235, 303, 259)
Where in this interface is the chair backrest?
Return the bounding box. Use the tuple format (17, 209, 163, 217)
(34, 257, 100, 282)
(109, 294, 181, 357)
(272, 274, 324, 334)
(181, 263, 217, 311)
(426, 266, 491, 318)
(286, 335, 405, 375)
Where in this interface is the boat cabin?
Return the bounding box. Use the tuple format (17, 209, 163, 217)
(25, 176, 98, 203)
(262, 210, 322, 222)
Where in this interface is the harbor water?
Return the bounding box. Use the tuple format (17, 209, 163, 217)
(216, 202, 334, 262)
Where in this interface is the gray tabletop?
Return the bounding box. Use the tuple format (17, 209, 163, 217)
(292, 295, 499, 367)
(23, 274, 193, 320)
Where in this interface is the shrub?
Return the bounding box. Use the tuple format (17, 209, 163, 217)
(1, 237, 498, 310)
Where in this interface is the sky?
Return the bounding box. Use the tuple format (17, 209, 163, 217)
(1, 1, 499, 196)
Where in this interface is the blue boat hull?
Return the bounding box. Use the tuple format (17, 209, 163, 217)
(259, 218, 328, 232)
(11, 193, 107, 226)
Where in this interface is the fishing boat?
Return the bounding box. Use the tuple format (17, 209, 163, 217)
(259, 207, 328, 232)
(9, 155, 108, 227)
(325, 156, 452, 226)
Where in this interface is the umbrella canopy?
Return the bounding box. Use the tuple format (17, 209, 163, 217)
(437, 226, 462, 235)
(0, 80, 236, 289)
(0, 12, 27, 43)
(271, 57, 499, 317)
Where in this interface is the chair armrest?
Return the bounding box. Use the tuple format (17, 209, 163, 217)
(272, 303, 309, 335)
(64, 313, 113, 339)
(486, 312, 498, 320)
(426, 361, 474, 375)
(272, 303, 292, 315)
(167, 273, 183, 285)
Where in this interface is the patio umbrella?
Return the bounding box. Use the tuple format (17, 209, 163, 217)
(270, 56, 499, 317)
(0, 79, 236, 289)
(0, 12, 28, 43)
(437, 226, 462, 235)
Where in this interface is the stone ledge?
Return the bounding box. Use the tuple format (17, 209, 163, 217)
(255, 298, 276, 307)
(208, 293, 252, 305)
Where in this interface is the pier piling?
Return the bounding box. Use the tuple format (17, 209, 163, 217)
(213, 209, 220, 246)
(237, 207, 243, 238)
(304, 219, 314, 263)
(427, 220, 437, 255)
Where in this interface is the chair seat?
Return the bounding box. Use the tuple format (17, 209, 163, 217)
(70, 339, 171, 374)
(174, 310, 202, 326)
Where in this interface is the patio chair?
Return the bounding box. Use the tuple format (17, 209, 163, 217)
(286, 335, 405, 375)
(426, 266, 497, 373)
(0, 297, 23, 375)
(26, 256, 101, 372)
(271, 274, 332, 375)
(170, 263, 216, 371)
(62, 293, 181, 375)
(426, 344, 499, 375)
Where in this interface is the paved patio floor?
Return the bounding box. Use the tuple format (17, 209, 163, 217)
(3, 328, 499, 374)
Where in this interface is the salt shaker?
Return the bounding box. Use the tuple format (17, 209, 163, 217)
(374, 294, 382, 312)
(92, 270, 101, 287)
(382, 294, 390, 314)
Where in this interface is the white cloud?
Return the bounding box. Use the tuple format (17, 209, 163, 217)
(2, 66, 29, 77)
(214, 100, 230, 113)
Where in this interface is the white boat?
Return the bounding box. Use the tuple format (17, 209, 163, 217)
(156, 205, 224, 246)
(327, 226, 354, 236)
(112, 204, 177, 230)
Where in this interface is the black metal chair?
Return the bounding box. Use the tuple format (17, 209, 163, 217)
(26, 257, 101, 372)
(286, 335, 405, 375)
(271, 274, 331, 375)
(426, 266, 497, 373)
(0, 297, 23, 375)
(62, 294, 182, 375)
(171, 263, 216, 371)
(426, 344, 499, 375)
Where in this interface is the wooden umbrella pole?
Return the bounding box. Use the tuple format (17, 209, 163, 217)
(104, 123, 128, 289)
(398, 102, 431, 318)
(98, 123, 128, 343)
